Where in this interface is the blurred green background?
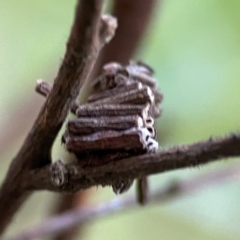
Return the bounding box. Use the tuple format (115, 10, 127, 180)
(0, 0, 240, 239)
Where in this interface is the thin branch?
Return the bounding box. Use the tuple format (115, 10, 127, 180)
(28, 133, 240, 192)
(96, 0, 158, 66)
(8, 161, 240, 240)
(51, 191, 90, 240)
(0, 0, 118, 234)
(51, 1, 157, 237)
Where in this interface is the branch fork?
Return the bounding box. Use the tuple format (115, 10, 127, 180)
(1, 0, 240, 236)
(0, 0, 117, 234)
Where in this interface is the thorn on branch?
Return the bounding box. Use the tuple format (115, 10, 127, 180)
(35, 80, 80, 114)
(50, 160, 69, 187)
(35, 79, 52, 97)
(99, 15, 118, 46)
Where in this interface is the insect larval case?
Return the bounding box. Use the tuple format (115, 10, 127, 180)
(62, 61, 163, 194)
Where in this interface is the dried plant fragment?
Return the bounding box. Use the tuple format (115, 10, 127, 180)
(87, 81, 142, 102)
(64, 127, 157, 152)
(76, 104, 150, 119)
(89, 86, 155, 105)
(67, 115, 144, 135)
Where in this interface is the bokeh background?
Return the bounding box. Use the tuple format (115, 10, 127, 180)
(1, 0, 240, 239)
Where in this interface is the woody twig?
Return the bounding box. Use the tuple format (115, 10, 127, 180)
(0, 0, 117, 234)
(9, 161, 240, 240)
(25, 133, 240, 193)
